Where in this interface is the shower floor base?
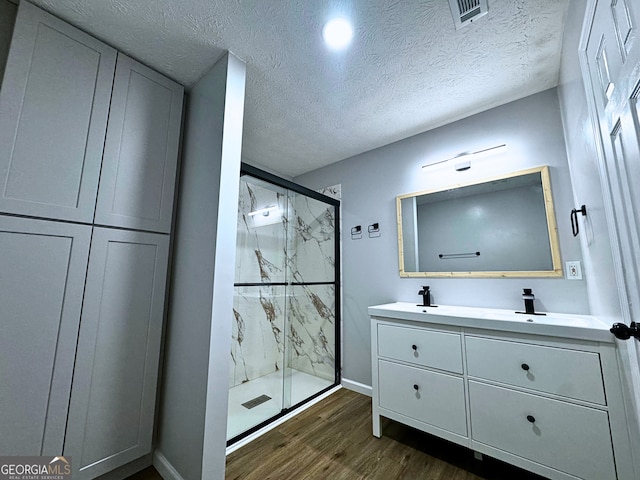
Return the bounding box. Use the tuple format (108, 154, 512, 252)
(227, 369, 333, 440)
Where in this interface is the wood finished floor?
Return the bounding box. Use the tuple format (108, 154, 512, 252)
(128, 389, 547, 480)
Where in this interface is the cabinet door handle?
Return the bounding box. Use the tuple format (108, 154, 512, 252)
(521, 363, 530, 371)
(413, 384, 419, 391)
(411, 344, 417, 351)
(526, 415, 536, 423)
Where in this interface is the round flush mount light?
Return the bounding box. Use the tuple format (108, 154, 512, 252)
(322, 18, 353, 50)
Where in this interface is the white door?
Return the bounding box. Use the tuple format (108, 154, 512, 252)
(0, 216, 91, 456)
(95, 53, 183, 234)
(0, 1, 116, 223)
(64, 227, 169, 479)
(582, 0, 640, 475)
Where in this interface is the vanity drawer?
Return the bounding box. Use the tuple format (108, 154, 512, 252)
(466, 336, 605, 405)
(378, 324, 462, 373)
(469, 381, 615, 480)
(378, 359, 467, 436)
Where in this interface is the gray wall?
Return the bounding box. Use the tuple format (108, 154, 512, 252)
(156, 53, 246, 480)
(557, 0, 621, 322)
(295, 88, 587, 387)
(0, 0, 17, 83)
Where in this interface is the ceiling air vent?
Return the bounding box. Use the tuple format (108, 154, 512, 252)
(448, 0, 489, 29)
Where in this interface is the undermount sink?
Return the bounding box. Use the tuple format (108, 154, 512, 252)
(368, 302, 613, 343)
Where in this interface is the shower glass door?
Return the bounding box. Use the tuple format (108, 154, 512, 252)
(228, 174, 288, 441)
(227, 165, 339, 443)
(285, 191, 337, 407)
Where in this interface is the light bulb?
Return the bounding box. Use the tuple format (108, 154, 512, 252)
(322, 18, 353, 50)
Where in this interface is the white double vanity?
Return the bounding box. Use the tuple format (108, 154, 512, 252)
(369, 302, 634, 480)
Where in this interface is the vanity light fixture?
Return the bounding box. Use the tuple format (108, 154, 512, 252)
(247, 206, 278, 217)
(422, 143, 507, 170)
(455, 160, 471, 172)
(322, 18, 353, 50)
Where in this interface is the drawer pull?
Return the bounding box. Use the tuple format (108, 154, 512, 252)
(521, 363, 530, 371)
(411, 344, 418, 351)
(413, 384, 419, 391)
(526, 415, 536, 423)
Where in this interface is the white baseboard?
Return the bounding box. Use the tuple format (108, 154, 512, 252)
(341, 378, 372, 396)
(95, 454, 152, 480)
(153, 450, 186, 480)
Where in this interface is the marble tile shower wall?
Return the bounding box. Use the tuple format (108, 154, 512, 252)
(287, 192, 335, 382)
(230, 180, 336, 388)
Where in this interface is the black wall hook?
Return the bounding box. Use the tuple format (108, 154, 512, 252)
(571, 205, 587, 237)
(350, 225, 362, 239)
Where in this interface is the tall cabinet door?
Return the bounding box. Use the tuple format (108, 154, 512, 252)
(95, 54, 184, 233)
(0, 1, 116, 223)
(0, 216, 91, 455)
(65, 227, 170, 479)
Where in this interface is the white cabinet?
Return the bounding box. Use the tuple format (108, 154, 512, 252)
(465, 334, 616, 480)
(0, 221, 169, 474)
(0, 3, 182, 478)
(378, 359, 467, 436)
(372, 322, 468, 445)
(65, 228, 170, 479)
(466, 336, 606, 405)
(0, 1, 116, 223)
(469, 381, 615, 480)
(370, 305, 633, 480)
(95, 54, 183, 233)
(0, 216, 91, 456)
(0, 2, 183, 233)
(377, 324, 463, 373)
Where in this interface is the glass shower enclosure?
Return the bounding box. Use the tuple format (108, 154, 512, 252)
(227, 164, 340, 443)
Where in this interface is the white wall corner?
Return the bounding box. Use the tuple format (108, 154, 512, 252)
(200, 51, 247, 480)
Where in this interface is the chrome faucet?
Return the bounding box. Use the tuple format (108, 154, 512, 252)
(418, 286, 431, 307)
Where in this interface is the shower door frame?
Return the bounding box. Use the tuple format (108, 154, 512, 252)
(227, 163, 341, 446)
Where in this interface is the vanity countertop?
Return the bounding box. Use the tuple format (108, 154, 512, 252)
(368, 302, 614, 343)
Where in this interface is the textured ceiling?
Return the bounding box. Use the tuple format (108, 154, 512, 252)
(28, 0, 570, 177)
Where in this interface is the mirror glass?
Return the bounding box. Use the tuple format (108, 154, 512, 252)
(397, 166, 562, 277)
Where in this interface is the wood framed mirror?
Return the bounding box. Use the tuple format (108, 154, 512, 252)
(396, 166, 562, 278)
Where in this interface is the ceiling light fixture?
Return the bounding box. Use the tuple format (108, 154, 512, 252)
(422, 144, 507, 170)
(322, 18, 353, 50)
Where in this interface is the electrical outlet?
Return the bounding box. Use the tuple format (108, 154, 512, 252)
(566, 261, 583, 280)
